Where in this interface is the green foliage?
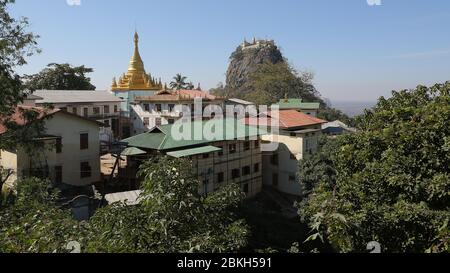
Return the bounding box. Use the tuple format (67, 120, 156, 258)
(24, 63, 96, 91)
(0, 178, 85, 253)
(297, 136, 338, 195)
(240, 62, 320, 106)
(87, 156, 249, 253)
(300, 82, 450, 253)
(0, 0, 40, 116)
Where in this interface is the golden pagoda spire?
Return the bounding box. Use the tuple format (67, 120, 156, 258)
(128, 31, 145, 74)
(111, 31, 162, 92)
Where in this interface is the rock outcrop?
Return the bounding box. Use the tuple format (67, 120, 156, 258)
(226, 38, 284, 90)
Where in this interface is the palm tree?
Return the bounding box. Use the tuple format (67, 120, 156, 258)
(169, 74, 188, 90)
(186, 82, 195, 90)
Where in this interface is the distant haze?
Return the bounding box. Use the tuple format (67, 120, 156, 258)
(330, 101, 377, 117)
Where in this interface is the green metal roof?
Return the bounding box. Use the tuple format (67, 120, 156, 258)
(167, 146, 222, 158)
(121, 147, 147, 156)
(122, 118, 266, 151)
(277, 99, 320, 110)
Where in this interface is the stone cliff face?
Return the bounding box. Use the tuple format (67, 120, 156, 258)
(225, 40, 284, 90)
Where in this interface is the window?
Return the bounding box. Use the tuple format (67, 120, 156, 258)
(93, 107, 100, 115)
(254, 163, 260, 173)
(242, 166, 251, 176)
(143, 117, 150, 126)
(290, 133, 297, 137)
(244, 141, 251, 151)
(80, 162, 92, 178)
(229, 144, 237, 154)
(168, 104, 175, 112)
(271, 154, 279, 166)
(272, 173, 279, 187)
(155, 118, 162, 126)
(243, 183, 249, 194)
(217, 172, 224, 183)
(56, 138, 62, 154)
(54, 166, 62, 185)
(289, 174, 296, 182)
(255, 141, 260, 149)
(168, 119, 175, 124)
(144, 104, 150, 111)
(231, 169, 240, 179)
(114, 105, 118, 113)
(83, 108, 89, 117)
(156, 104, 162, 112)
(72, 107, 78, 115)
(104, 120, 110, 127)
(202, 153, 210, 159)
(80, 133, 89, 150)
(104, 105, 110, 114)
(217, 146, 224, 156)
(60, 107, 67, 112)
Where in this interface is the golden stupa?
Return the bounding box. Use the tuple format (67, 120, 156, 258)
(112, 32, 162, 91)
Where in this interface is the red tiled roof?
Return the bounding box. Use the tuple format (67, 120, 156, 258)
(244, 110, 327, 129)
(0, 106, 60, 135)
(136, 90, 219, 102)
(178, 90, 217, 100)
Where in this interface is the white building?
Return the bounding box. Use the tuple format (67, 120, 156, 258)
(33, 90, 123, 142)
(130, 89, 225, 135)
(0, 106, 101, 189)
(245, 110, 327, 196)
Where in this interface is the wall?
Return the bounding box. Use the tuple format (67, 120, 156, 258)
(0, 150, 18, 188)
(191, 139, 263, 198)
(46, 113, 101, 186)
(261, 128, 321, 196)
(10, 113, 101, 187)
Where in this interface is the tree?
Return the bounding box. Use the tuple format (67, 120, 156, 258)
(297, 136, 338, 196)
(0, 0, 40, 116)
(299, 82, 450, 253)
(243, 62, 321, 106)
(0, 177, 85, 253)
(24, 63, 96, 91)
(87, 157, 249, 253)
(169, 73, 189, 90)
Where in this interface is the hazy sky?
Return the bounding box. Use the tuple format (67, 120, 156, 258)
(10, 0, 450, 102)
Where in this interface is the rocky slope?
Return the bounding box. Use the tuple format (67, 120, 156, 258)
(226, 40, 284, 90)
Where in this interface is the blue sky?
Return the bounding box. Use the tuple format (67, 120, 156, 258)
(10, 0, 450, 102)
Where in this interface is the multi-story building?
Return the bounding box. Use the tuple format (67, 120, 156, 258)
(130, 89, 225, 135)
(0, 106, 101, 190)
(121, 118, 264, 197)
(277, 97, 321, 117)
(33, 90, 123, 143)
(245, 110, 327, 196)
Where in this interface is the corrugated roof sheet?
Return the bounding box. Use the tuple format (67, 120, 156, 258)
(121, 147, 147, 156)
(244, 110, 327, 129)
(277, 98, 320, 110)
(167, 146, 222, 158)
(0, 106, 60, 135)
(104, 190, 142, 205)
(227, 98, 255, 105)
(34, 90, 123, 104)
(122, 118, 265, 151)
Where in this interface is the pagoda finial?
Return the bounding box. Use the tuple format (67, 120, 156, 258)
(112, 77, 117, 88)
